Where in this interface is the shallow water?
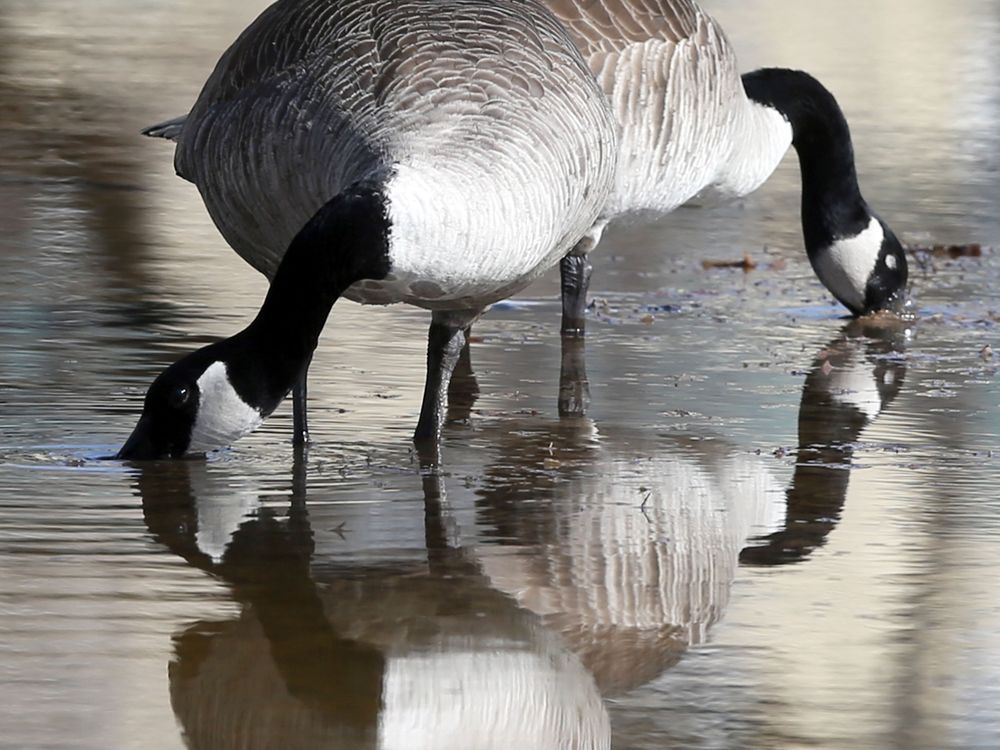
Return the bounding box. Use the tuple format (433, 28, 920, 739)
(1, 1, 999, 748)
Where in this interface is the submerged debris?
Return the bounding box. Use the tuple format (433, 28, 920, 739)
(702, 253, 757, 271)
(907, 243, 992, 273)
(907, 243, 986, 258)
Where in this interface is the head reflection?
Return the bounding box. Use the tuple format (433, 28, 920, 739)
(133, 454, 611, 750)
(741, 318, 908, 564)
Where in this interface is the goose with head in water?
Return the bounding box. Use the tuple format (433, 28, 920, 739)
(541, 0, 908, 338)
(117, 0, 616, 460)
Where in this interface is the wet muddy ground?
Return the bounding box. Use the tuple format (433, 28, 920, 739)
(1, 1, 998, 748)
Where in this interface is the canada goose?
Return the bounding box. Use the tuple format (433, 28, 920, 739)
(118, 0, 616, 459)
(542, 0, 908, 331)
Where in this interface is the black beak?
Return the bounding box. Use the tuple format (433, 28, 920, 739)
(116, 416, 161, 460)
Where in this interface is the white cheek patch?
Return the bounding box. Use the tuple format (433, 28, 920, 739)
(187, 361, 263, 454)
(814, 217, 884, 311)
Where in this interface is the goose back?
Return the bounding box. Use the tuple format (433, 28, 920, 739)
(542, 0, 791, 217)
(175, 0, 617, 307)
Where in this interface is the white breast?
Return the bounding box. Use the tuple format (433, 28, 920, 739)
(344, 162, 586, 309)
(344, 88, 615, 310)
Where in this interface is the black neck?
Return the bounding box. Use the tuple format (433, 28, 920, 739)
(225, 185, 392, 413)
(743, 68, 871, 252)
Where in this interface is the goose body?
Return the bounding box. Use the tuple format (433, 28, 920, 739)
(539, 0, 907, 345)
(119, 0, 617, 459)
(172, 0, 615, 308)
(545, 0, 791, 217)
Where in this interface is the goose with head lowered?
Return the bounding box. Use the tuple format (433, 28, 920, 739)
(117, 0, 616, 460)
(539, 1, 908, 407)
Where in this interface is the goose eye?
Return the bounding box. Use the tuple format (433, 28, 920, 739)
(168, 385, 191, 410)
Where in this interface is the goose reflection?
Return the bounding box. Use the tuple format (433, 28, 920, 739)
(741, 317, 908, 564)
(134, 453, 611, 750)
(468, 420, 785, 694)
(132, 319, 906, 746)
(467, 318, 908, 692)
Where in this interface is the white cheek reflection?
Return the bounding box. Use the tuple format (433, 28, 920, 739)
(187, 465, 261, 563)
(828, 352, 883, 422)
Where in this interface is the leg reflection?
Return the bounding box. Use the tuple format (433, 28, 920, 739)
(558, 336, 591, 417)
(446, 326, 480, 426)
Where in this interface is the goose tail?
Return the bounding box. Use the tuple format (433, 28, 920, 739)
(141, 114, 187, 141)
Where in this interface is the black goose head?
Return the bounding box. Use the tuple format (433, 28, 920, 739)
(117, 341, 266, 460)
(743, 67, 909, 315)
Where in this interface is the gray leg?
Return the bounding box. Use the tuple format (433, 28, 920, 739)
(560, 254, 593, 337)
(414, 310, 481, 445)
(292, 353, 313, 445)
(446, 326, 480, 424)
(558, 226, 606, 410)
(558, 336, 591, 417)
(559, 225, 606, 337)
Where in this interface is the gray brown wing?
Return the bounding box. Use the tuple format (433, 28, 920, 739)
(543, 0, 702, 55)
(540, 0, 747, 215)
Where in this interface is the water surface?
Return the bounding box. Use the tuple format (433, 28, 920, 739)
(1, 1, 999, 748)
